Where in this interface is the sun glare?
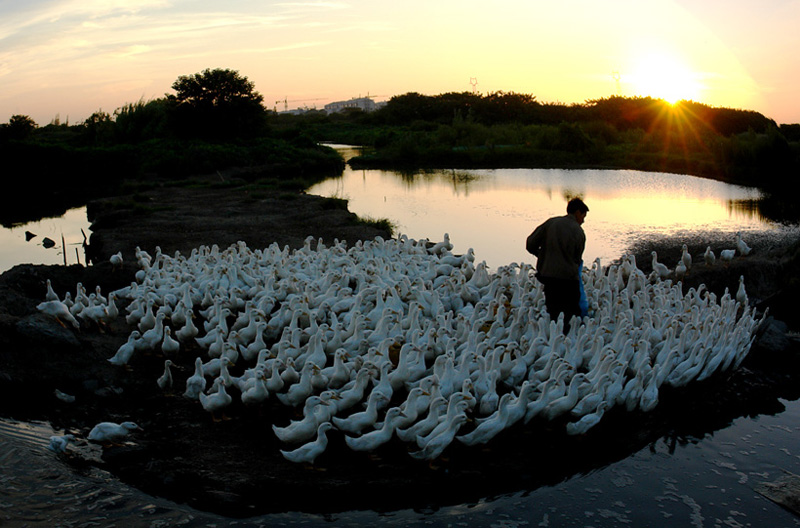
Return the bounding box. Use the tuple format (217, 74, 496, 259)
(629, 51, 702, 104)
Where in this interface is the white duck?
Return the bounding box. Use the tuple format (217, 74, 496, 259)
(45, 279, 60, 302)
(201, 355, 234, 379)
(565, 401, 609, 435)
(183, 357, 207, 399)
(650, 251, 670, 280)
(416, 396, 472, 448)
(238, 320, 268, 363)
(54, 389, 76, 403)
(175, 314, 199, 342)
(320, 349, 351, 389)
(681, 244, 692, 270)
(48, 434, 76, 453)
(280, 422, 334, 464)
(542, 374, 588, 420)
(332, 390, 391, 435)
(719, 248, 736, 263)
(139, 312, 166, 350)
(397, 396, 447, 442)
(456, 392, 513, 446)
(241, 370, 270, 405)
(344, 407, 406, 452)
(198, 380, 233, 420)
(736, 232, 752, 256)
(276, 362, 318, 407)
(524, 378, 562, 423)
(393, 386, 430, 429)
(333, 367, 372, 413)
(137, 302, 158, 333)
(409, 411, 469, 461)
(77, 302, 110, 327)
(674, 259, 687, 281)
(108, 331, 141, 366)
(265, 360, 286, 393)
(88, 421, 141, 444)
(273, 396, 330, 444)
(37, 300, 80, 329)
(161, 326, 180, 355)
(109, 251, 123, 269)
(703, 246, 716, 266)
(736, 275, 748, 306)
(157, 359, 175, 390)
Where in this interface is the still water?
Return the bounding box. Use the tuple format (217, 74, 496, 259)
(0, 146, 794, 274)
(310, 145, 791, 270)
(3, 399, 799, 527)
(2, 147, 800, 526)
(0, 207, 91, 273)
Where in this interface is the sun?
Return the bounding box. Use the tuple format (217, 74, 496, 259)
(628, 50, 702, 104)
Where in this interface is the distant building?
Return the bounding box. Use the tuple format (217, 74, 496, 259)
(324, 97, 381, 114)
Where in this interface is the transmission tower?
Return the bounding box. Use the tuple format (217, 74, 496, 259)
(469, 77, 478, 94)
(612, 71, 621, 96)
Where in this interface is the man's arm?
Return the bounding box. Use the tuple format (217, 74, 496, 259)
(526, 222, 547, 256)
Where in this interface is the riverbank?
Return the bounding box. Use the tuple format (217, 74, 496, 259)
(1, 182, 799, 517)
(82, 173, 390, 264)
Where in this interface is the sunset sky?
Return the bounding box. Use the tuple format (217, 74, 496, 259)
(1, 0, 798, 126)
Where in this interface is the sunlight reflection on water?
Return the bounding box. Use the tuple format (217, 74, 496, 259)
(310, 146, 782, 270)
(0, 148, 790, 274)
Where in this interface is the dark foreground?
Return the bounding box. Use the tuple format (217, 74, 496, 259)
(1, 183, 799, 517)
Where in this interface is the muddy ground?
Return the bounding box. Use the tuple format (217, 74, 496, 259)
(1, 182, 800, 517)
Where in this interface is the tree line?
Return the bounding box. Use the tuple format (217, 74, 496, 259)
(309, 92, 798, 189)
(0, 69, 342, 225)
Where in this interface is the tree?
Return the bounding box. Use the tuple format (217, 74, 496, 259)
(82, 110, 115, 144)
(114, 98, 170, 142)
(1, 114, 37, 141)
(171, 68, 264, 106)
(167, 68, 268, 139)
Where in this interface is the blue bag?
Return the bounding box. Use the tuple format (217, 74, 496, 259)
(578, 260, 589, 317)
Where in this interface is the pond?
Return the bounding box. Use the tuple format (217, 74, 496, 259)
(0, 206, 91, 273)
(2, 147, 800, 526)
(3, 397, 800, 526)
(310, 145, 796, 270)
(1, 145, 795, 274)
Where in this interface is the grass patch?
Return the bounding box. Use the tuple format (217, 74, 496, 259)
(276, 178, 307, 191)
(320, 196, 349, 210)
(354, 214, 396, 235)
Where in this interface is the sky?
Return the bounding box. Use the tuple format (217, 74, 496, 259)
(1, 0, 799, 126)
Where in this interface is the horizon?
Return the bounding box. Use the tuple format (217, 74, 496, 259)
(2, 1, 799, 126)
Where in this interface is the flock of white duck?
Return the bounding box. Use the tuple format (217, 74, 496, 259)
(39, 233, 764, 464)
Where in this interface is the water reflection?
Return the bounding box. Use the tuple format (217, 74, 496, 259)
(0, 207, 91, 272)
(3, 376, 799, 526)
(312, 145, 791, 271)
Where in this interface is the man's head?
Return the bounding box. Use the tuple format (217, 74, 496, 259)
(566, 198, 589, 225)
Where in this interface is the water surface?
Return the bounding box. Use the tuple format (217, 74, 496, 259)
(0, 207, 91, 272)
(3, 397, 799, 526)
(310, 145, 790, 270)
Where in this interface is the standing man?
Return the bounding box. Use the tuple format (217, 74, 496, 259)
(526, 198, 589, 327)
